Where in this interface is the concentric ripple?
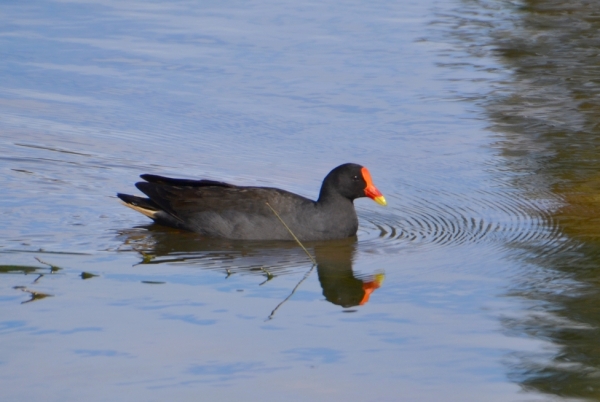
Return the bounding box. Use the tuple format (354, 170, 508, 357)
(358, 189, 572, 254)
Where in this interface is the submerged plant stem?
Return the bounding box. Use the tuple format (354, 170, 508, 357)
(267, 264, 315, 321)
(34, 257, 61, 272)
(265, 202, 317, 320)
(265, 202, 317, 265)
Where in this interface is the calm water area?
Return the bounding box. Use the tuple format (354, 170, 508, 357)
(2, 0, 600, 400)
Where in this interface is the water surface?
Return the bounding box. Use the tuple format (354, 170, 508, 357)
(1, 0, 597, 401)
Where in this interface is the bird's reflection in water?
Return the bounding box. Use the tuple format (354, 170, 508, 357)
(118, 225, 383, 308)
(314, 241, 383, 308)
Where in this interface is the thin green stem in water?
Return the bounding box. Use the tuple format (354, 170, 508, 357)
(265, 202, 318, 320)
(266, 264, 315, 321)
(265, 202, 317, 265)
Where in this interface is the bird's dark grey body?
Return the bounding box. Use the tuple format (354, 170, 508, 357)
(147, 186, 358, 241)
(118, 163, 384, 241)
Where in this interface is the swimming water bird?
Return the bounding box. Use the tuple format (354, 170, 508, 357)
(117, 163, 386, 241)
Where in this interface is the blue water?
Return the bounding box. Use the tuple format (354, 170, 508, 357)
(0, 1, 577, 401)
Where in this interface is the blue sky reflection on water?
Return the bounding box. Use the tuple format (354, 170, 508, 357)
(0, 0, 574, 401)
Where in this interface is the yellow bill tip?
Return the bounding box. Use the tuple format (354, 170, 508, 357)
(374, 195, 387, 206)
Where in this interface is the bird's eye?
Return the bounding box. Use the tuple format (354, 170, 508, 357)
(352, 175, 359, 181)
